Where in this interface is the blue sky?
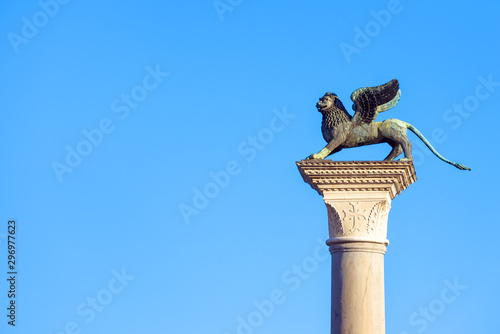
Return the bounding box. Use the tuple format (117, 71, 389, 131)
(1, 0, 499, 333)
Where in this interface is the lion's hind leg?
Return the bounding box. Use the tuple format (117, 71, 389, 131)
(384, 143, 403, 161)
(380, 119, 413, 161)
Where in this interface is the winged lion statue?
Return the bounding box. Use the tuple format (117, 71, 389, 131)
(305, 79, 470, 171)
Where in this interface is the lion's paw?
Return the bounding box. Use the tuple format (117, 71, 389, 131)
(305, 154, 321, 160)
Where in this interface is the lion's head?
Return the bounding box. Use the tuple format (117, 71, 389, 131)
(316, 92, 348, 114)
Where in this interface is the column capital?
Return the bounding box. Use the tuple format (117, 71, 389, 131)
(296, 160, 417, 249)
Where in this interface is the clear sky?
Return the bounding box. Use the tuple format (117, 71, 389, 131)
(1, 0, 499, 333)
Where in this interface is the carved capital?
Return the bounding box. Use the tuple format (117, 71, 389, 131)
(297, 160, 416, 249)
(326, 199, 391, 244)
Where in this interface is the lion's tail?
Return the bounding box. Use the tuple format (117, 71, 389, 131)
(406, 124, 471, 171)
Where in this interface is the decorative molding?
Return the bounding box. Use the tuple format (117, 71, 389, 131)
(296, 160, 416, 199)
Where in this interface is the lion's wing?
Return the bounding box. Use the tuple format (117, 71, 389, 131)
(350, 79, 401, 124)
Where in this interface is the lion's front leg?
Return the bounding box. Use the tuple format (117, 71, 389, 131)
(305, 137, 345, 160)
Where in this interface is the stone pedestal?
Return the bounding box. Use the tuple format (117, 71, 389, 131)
(296, 160, 416, 334)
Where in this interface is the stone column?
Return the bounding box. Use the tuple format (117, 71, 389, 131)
(296, 160, 417, 334)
